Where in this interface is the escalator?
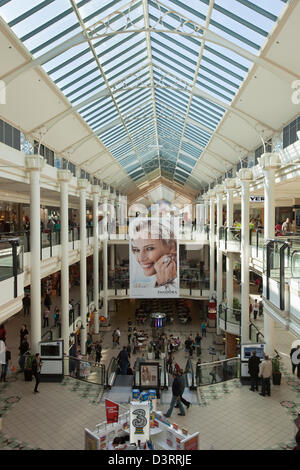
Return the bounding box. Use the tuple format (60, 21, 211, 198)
(160, 358, 199, 405)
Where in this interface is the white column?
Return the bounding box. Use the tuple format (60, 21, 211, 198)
(239, 169, 253, 344)
(92, 185, 100, 334)
(259, 153, 281, 354)
(224, 179, 236, 310)
(101, 193, 109, 318)
(78, 179, 89, 354)
(58, 170, 72, 357)
(209, 190, 216, 297)
(25, 155, 44, 354)
(216, 185, 224, 334)
(110, 244, 115, 271)
(204, 198, 209, 225)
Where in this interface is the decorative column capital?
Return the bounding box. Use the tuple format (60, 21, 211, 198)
(207, 188, 216, 200)
(25, 155, 45, 171)
(258, 152, 281, 171)
(91, 185, 101, 196)
(224, 178, 236, 190)
(58, 169, 72, 183)
(238, 168, 253, 182)
(77, 178, 89, 191)
(215, 184, 225, 196)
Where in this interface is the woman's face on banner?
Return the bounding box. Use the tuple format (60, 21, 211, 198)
(132, 238, 175, 276)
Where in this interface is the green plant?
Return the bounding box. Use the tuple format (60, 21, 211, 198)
(25, 355, 34, 369)
(148, 344, 153, 353)
(272, 357, 281, 374)
(233, 298, 241, 310)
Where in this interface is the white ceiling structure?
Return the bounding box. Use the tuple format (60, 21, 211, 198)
(0, 0, 299, 200)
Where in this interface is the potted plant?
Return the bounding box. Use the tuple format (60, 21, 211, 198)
(24, 354, 34, 382)
(272, 356, 282, 385)
(160, 343, 166, 360)
(147, 344, 154, 360)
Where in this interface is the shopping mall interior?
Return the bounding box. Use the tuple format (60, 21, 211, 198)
(0, 0, 300, 452)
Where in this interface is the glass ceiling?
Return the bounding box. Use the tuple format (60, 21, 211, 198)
(0, 0, 289, 188)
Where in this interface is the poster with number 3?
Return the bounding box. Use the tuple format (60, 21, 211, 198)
(130, 402, 150, 444)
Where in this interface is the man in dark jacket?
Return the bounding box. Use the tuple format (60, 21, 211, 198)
(248, 350, 261, 392)
(19, 336, 30, 372)
(117, 346, 129, 375)
(175, 368, 190, 409)
(164, 372, 185, 417)
(290, 345, 300, 378)
(22, 294, 30, 317)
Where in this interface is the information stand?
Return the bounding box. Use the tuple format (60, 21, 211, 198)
(39, 339, 64, 382)
(240, 343, 265, 385)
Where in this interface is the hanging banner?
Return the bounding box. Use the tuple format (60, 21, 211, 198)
(105, 399, 119, 424)
(130, 402, 150, 444)
(129, 217, 179, 298)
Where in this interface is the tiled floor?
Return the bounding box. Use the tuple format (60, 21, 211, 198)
(1, 292, 300, 450)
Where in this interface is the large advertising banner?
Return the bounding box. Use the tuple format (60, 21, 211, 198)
(129, 217, 179, 298)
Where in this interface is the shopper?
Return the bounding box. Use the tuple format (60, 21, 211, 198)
(19, 324, 29, 346)
(95, 342, 102, 365)
(185, 335, 193, 357)
(210, 366, 217, 384)
(292, 429, 300, 451)
(164, 371, 185, 417)
(43, 308, 50, 328)
(290, 345, 300, 377)
(115, 327, 121, 346)
(196, 359, 202, 385)
(86, 335, 93, 357)
(32, 353, 42, 393)
(167, 352, 174, 374)
(22, 294, 31, 317)
(201, 321, 207, 337)
(259, 354, 272, 397)
(0, 323, 6, 342)
(44, 294, 52, 310)
(194, 333, 202, 356)
(19, 335, 29, 372)
(0, 345, 11, 382)
(54, 307, 60, 327)
(282, 217, 292, 234)
(177, 368, 190, 409)
(253, 300, 259, 321)
(117, 346, 130, 375)
(258, 300, 263, 317)
(248, 351, 261, 392)
(112, 330, 117, 349)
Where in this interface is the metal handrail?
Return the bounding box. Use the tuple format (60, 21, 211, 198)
(65, 355, 106, 386)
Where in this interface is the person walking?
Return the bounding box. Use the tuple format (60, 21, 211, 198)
(44, 294, 52, 310)
(43, 308, 50, 328)
(32, 353, 42, 393)
(54, 307, 60, 327)
(19, 324, 29, 346)
(259, 354, 272, 397)
(22, 294, 31, 317)
(282, 217, 292, 234)
(177, 368, 191, 409)
(0, 345, 11, 383)
(112, 330, 117, 349)
(95, 342, 102, 365)
(201, 321, 207, 338)
(19, 335, 29, 372)
(248, 350, 261, 392)
(164, 371, 185, 417)
(185, 335, 193, 357)
(210, 366, 217, 384)
(115, 327, 121, 346)
(117, 346, 130, 375)
(253, 299, 259, 321)
(290, 345, 300, 378)
(194, 333, 202, 356)
(258, 300, 263, 317)
(196, 359, 202, 385)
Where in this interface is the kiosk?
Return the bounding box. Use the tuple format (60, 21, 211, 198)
(39, 339, 64, 382)
(240, 343, 265, 385)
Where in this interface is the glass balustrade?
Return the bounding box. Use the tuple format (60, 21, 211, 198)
(195, 357, 240, 386)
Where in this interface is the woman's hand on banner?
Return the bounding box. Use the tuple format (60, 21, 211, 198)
(154, 254, 177, 286)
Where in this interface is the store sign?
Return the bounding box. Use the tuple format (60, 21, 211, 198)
(250, 196, 264, 203)
(105, 399, 119, 424)
(129, 217, 179, 298)
(130, 402, 150, 444)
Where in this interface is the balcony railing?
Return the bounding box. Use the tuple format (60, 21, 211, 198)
(264, 237, 300, 310)
(0, 238, 23, 298)
(196, 357, 240, 386)
(219, 305, 241, 334)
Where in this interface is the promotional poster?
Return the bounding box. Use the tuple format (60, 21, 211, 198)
(129, 217, 179, 298)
